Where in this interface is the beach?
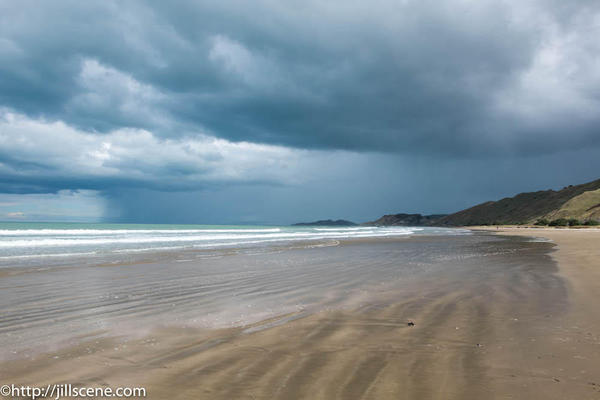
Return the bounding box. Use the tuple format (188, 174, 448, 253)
(1, 228, 599, 399)
(3, 1, 599, 399)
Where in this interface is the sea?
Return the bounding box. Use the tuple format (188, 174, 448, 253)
(0, 222, 469, 268)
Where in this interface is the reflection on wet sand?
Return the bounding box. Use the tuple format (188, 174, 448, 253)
(2, 231, 600, 399)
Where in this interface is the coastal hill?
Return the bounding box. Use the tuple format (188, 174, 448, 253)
(292, 219, 357, 226)
(299, 178, 600, 227)
(436, 178, 600, 226)
(364, 213, 447, 226)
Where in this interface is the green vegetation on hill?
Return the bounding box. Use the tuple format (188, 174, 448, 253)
(544, 188, 600, 222)
(435, 178, 600, 226)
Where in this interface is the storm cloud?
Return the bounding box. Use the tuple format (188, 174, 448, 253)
(0, 0, 599, 222)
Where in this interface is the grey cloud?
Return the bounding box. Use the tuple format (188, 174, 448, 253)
(103, 147, 600, 225)
(1, 0, 599, 156)
(1, 0, 600, 223)
(0, 110, 363, 194)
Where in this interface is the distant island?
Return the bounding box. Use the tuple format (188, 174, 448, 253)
(292, 219, 357, 226)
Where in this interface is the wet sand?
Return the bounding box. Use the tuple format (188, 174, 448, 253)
(1, 230, 599, 399)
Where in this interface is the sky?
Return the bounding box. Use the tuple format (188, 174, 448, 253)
(1, 0, 599, 224)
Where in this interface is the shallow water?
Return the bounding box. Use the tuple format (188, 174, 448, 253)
(0, 231, 562, 360)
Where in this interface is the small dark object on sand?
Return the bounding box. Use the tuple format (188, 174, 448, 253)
(407, 321, 415, 327)
(476, 343, 482, 347)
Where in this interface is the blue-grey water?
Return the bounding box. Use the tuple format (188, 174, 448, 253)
(0, 222, 468, 268)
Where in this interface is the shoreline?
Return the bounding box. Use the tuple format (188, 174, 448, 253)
(469, 226, 600, 320)
(1, 229, 599, 399)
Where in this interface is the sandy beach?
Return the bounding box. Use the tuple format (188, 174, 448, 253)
(1, 229, 599, 399)
(3, 1, 599, 398)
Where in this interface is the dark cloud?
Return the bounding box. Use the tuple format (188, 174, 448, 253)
(1, 1, 599, 222)
(2, 0, 599, 155)
(103, 148, 600, 224)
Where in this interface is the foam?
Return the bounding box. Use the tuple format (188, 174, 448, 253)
(0, 228, 282, 236)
